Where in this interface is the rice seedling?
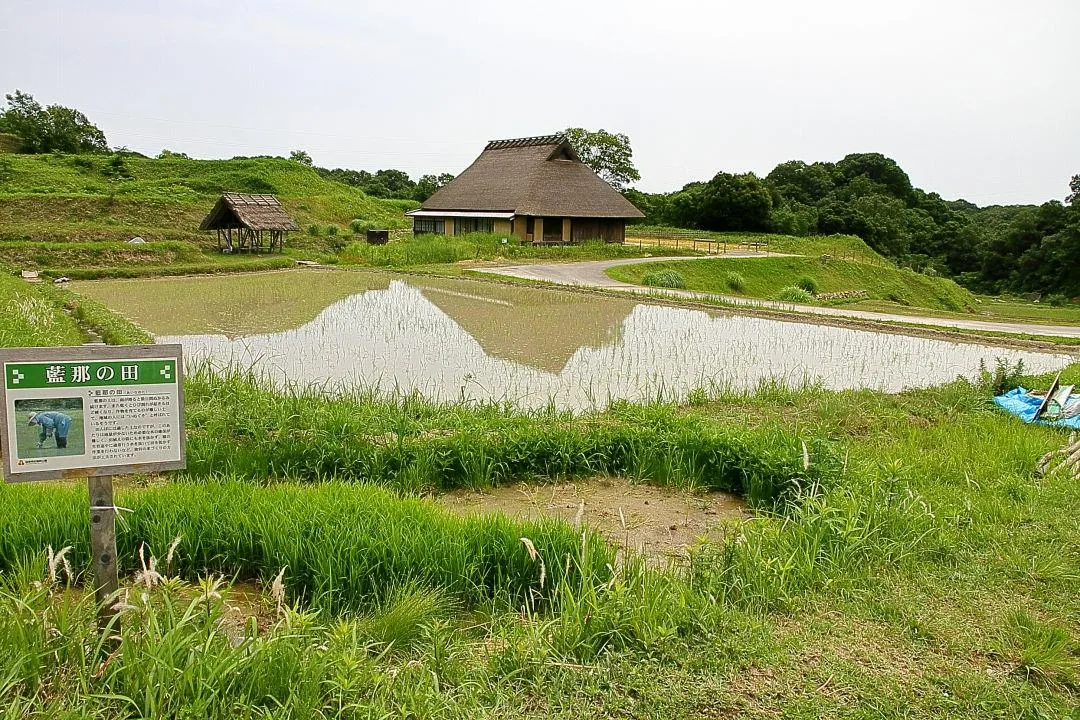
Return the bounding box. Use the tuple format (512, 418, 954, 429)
(180, 369, 839, 507)
(0, 478, 616, 614)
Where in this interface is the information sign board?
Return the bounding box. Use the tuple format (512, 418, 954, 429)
(0, 345, 186, 482)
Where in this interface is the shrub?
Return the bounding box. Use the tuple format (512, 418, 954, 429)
(796, 276, 819, 295)
(884, 287, 910, 305)
(777, 286, 814, 303)
(641, 269, 686, 289)
(1047, 293, 1067, 307)
(350, 219, 378, 234)
(326, 225, 339, 236)
(725, 271, 746, 292)
(307, 224, 320, 237)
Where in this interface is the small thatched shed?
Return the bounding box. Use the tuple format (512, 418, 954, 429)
(199, 192, 298, 253)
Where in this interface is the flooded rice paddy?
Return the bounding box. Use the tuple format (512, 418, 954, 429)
(73, 270, 1074, 410)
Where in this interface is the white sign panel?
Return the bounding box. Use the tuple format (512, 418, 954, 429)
(0, 345, 186, 482)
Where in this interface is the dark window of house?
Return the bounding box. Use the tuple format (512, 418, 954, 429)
(526, 217, 535, 234)
(455, 217, 494, 235)
(414, 218, 445, 234)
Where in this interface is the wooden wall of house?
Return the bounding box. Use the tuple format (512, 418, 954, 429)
(571, 219, 625, 243)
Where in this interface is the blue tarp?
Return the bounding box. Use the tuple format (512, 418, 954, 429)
(993, 387, 1080, 428)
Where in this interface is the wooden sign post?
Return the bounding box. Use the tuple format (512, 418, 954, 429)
(0, 345, 186, 632)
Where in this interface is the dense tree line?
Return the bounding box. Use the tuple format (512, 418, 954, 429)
(312, 164, 454, 202)
(626, 155, 1080, 298)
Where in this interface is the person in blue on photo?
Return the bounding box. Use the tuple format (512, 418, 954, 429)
(28, 411, 73, 449)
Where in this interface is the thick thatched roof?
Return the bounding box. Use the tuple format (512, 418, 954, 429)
(417, 135, 644, 218)
(199, 193, 299, 231)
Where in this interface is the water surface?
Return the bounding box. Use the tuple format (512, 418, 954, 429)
(73, 270, 1074, 410)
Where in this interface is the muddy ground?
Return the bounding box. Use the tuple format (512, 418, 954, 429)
(440, 477, 747, 562)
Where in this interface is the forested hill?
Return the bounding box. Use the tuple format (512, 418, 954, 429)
(0, 152, 415, 246)
(626, 155, 1080, 299)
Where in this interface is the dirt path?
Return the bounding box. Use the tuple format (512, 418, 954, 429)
(440, 477, 746, 563)
(476, 256, 1080, 339)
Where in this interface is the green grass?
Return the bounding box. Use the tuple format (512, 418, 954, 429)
(0, 272, 85, 347)
(849, 295, 1080, 327)
(181, 368, 839, 508)
(0, 153, 414, 249)
(0, 478, 614, 614)
(0, 368, 1077, 717)
(626, 226, 883, 261)
(1, 261, 1079, 717)
(609, 255, 978, 312)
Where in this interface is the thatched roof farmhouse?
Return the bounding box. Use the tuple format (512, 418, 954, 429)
(407, 135, 643, 243)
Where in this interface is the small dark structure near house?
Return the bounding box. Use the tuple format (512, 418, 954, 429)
(366, 229, 389, 245)
(200, 193, 299, 253)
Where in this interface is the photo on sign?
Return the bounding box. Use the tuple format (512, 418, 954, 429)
(13, 397, 85, 459)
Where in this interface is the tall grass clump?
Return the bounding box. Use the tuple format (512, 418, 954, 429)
(725, 271, 746, 292)
(641, 269, 686, 289)
(796, 276, 818, 295)
(0, 478, 614, 614)
(690, 459, 940, 611)
(0, 561, 489, 717)
(777, 286, 814, 303)
(182, 370, 840, 507)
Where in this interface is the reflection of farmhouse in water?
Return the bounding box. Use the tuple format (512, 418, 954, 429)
(162, 276, 1070, 410)
(418, 278, 634, 373)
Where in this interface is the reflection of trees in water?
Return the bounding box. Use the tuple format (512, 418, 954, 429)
(166, 280, 1070, 411)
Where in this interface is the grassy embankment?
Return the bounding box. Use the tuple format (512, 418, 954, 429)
(617, 227, 1080, 325)
(0, 155, 702, 281)
(610, 255, 977, 313)
(0, 270, 1077, 716)
(0, 153, 416, 277)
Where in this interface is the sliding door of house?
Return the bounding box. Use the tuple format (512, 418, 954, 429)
(455, 217, 494, 235)
(542, 217, 564, 243)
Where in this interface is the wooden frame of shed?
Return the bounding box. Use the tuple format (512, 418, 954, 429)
(199, 193, 299, 253)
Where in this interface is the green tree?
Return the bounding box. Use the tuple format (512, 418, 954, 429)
(0, 90, 108, 153)
(1066, 173, 1079, 206)
(765, 160, 835, 205)
(673, 173, 773, 232)
(563, 127, 641, 190)
(374, 169, 415, 198)
(414, 173, 454, 202)
(289, 149, 313, 166)
(834, 153, 915, 203)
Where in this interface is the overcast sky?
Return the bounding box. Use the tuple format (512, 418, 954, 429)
(2, 0, 1077, 206)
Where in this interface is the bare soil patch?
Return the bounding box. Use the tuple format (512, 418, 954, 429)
(440, 477, 746, 562)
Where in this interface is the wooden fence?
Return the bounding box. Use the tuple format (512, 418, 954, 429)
(624, 230, 770, 255)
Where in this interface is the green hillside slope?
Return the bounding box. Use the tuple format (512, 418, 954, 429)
(0, 153, 414, 246)
(608, 254, 978, 312)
